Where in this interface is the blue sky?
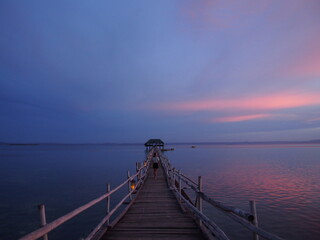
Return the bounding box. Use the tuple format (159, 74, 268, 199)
(1, 0, 320, 143)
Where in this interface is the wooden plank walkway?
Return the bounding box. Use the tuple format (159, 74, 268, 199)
(100, 162, 206, 240)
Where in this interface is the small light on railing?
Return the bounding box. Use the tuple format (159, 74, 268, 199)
(130, 180, 136, 190)
(144, 161, 147, 167)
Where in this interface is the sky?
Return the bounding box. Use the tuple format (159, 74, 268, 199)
(1, 0, 320, 143)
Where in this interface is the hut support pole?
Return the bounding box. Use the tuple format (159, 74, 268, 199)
(38, 204, 48, 240)
(250, 200, 259, 240)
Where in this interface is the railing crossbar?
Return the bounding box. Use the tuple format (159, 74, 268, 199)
(85, 174, 147, 240)
(169, 169, 254, 222)
(226, 212, 284, 240)
(172, 188, 230, 240)
(199, 192, 254, 222)
(174, 170, 198, 186)
(178, 176, 198, 189)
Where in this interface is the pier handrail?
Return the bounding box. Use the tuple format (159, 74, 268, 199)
(159, 151, 229, 240)
(84, 169, 148, 240)
(172, 168, 198, 187)
(172, 188, 230, 240)
(19, 151, 154, 240)
(158, 148, 285, 240)
(173, 174, 254, 222)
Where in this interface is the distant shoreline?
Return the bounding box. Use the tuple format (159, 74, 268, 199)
(1, 140, 320, 146)
(168, 140, 320, 145)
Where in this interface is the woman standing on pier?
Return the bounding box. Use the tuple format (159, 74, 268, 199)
(152, 152, 159, 179)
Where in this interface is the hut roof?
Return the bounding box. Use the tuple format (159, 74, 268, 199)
(144, 139, 165, 146)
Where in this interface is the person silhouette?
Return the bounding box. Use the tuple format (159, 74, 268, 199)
(152, 152, 159, 179)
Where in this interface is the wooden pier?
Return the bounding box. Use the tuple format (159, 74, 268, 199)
(100, 159, 205, 240)
(19, 139, 285, 240)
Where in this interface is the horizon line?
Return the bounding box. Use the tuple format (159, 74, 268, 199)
(1, 139, 320, 145)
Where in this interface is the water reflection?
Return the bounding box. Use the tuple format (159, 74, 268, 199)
(166, 144, 320, 240)
(1, 144, 319, 240)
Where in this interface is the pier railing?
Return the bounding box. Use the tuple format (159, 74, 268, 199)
(19, 151, 155, 240)
(158, 148, 285, 240)
(20, 147, 284, 240)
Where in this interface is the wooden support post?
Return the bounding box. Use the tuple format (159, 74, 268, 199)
(171, 167, 174, 182)
(197, 176, 203, 226)
(250, 200, 259, 240)
(38, 204, 48, 240)
(106, 184, 110, 225)
(143, 161, 147, 176)
(178, 170, 182, 201)
(138, 162, 142, 180)
(136, 162, 140, 181)
(172, 168, 176, 188)
(197, 176, 203, 211)
(127, 171, 132, 200)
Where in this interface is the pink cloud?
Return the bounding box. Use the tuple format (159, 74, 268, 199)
(159, 92, 320, 112)
(211, 114, 271, 123)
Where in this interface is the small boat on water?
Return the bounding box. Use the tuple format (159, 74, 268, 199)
(191, 145, 196, 148)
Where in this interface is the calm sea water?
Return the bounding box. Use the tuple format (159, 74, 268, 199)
(0, 144, 319, 240)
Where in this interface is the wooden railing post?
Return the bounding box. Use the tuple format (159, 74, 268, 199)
(178, 170, 182, 201)
(127, 171, 132, 200)
(197, 176, 203, 226)
(38, 204, 48, 240)
(139, 162, 143, 180)
(136, 162, 140, 181)
(106, 184, 110, 225)
(250, 200, 259, 240)
(172, 168, 176, 188)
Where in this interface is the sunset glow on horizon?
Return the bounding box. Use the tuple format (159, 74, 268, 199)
(158, 92, 320, 112)
(210, 114, 272, 123)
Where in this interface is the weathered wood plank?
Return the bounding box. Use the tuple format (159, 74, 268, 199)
(115, 222, 198, 228)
